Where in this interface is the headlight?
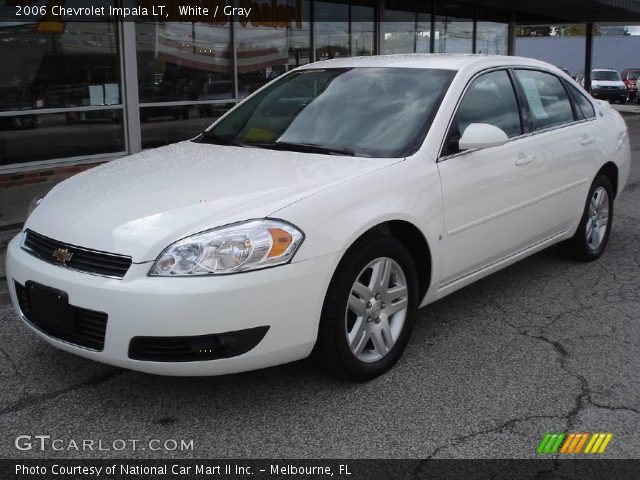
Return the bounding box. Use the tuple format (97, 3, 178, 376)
(149, 219, 304, 276)
(26, 189, 51, 218)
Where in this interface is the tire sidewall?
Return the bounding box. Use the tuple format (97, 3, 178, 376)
(322, 237, 419, 380)
(577, 176, 614, 260)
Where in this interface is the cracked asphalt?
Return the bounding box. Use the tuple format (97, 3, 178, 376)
(0, 112, 638, 460)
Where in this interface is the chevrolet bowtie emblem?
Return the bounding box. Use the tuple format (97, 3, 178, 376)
(53, 248, 73, 263)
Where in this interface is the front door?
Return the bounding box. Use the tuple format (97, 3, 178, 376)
(437, 69, 540, 285)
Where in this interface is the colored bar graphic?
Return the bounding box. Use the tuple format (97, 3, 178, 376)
(584, 433, 599, 453)
(538, 433, 613, 455)
(537, 433, 552, 454)
(598, 433, 613, 453)
(574, 433, 589, 453)
(560, 433, 575, 454)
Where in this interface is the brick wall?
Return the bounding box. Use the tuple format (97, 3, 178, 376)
(0, 163, 103, 189)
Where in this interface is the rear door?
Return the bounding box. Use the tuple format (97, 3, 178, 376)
(512, 69, 596, 237)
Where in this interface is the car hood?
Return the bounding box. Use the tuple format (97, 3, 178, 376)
(26, 141, 401, 262)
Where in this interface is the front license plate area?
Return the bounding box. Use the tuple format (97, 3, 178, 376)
(26, 281, 76, 333)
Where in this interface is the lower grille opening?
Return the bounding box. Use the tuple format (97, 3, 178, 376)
(128, 326, 269, 362)
(14, 281, 108, 351)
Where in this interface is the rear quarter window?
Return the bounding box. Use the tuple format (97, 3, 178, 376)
(567, 83, 596, 119)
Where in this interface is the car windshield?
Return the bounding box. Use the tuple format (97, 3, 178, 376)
(592, 71, 621, 81)
(199, 67, 456, 158)
(628, 71, 640, 80)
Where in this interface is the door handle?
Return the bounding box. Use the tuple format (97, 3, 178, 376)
(515, 153, 535, 166)
(581, 135, 595, 145)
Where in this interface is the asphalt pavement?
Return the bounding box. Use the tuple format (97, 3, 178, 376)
(0, 110, 638, 460)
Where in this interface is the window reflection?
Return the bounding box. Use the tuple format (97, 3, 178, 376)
(140, 103, 234, 149)
(315, 0, 375, 60)
(350, 5, 375, 56)
(476, 22, 508, 55)
(0, 110, 124, 165)
(136, 21, 233, 103)
(0, 21, 120, 110)
(434, 18, 473, 53)
(315, 1, 349, 60)
(434, 2, 474, 53)
(476, 7, 510, 55)
(384, 10, 431, 54)
(236, 0, 311, 97)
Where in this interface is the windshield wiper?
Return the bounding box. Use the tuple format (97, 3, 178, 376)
(199, 131, 245, 147)
(251, 141, 356, 157)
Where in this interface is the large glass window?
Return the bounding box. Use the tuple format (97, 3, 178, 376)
(136, 20, 233, 149)
(140, 102, 234, 149)
(0, 110, 124, 166)
(350, 4, 375, 56)
(236, 0, 311, 97)
(383, 0, 431, 54)
(434, 2, 473, 53)
(136, 21, 233, 103)
(315, 0, 375, 61)
(476, 7, 509, 55)
(476, 22, 508, 55)
(0, 3, 124, 165)
(514, 70, 574, 130)
(204, 67, 456, 158)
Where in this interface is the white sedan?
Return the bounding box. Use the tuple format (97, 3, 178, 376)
(6, 55, 631, 380)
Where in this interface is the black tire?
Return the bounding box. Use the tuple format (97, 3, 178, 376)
(559, 175, 614, 261)
(313, 235, 419, 381)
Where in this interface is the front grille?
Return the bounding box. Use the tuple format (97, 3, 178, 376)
(129, 327, 270, 362)
(15, 281, 108, 351)
(22, 230, 132, 279)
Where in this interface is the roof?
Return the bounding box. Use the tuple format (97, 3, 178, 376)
(298, 54, 559, 73)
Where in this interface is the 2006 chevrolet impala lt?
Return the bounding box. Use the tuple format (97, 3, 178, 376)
(6, 55, 631, 380)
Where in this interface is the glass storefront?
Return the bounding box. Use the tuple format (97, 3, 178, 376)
(383, 0, 431, 54)
(0, 15, 124, 166)
(236, 0, 312, 96)
(0, 0, 516, 171)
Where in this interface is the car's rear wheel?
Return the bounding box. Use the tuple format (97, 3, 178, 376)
(313, 236, 418, 381)
(559, 175, 614, 261)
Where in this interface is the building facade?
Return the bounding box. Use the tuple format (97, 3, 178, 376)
(0, 0, 638, 185)
(0, 0, 513, 179)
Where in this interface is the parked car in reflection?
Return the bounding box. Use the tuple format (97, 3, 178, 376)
(620, 68, 640, 103)
(7, 55, 631, 381)
(590, 69, 627, 104)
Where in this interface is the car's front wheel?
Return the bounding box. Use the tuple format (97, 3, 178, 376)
(314, 236, 418, 381)
(559, 175, 614, 261)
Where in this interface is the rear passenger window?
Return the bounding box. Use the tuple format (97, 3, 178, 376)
(567, 83, 596, 119)
(514, 70, 574, 130)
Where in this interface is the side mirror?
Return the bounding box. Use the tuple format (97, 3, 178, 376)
(458, 123, 509, 151)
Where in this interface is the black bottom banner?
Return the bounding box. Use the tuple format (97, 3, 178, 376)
(3, 459, 640, 480)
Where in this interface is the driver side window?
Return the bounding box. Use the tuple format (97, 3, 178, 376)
(444, 70, 522, 156)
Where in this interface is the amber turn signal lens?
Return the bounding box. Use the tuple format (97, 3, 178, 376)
(267, 228, 293, 258)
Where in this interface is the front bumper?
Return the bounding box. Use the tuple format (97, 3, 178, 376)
(6, 234, 339, 375)
(591, 89, 627, 101)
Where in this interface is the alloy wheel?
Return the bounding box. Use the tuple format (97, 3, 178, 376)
(586, 186, 609, 251)
(345, 257, 409, 363)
